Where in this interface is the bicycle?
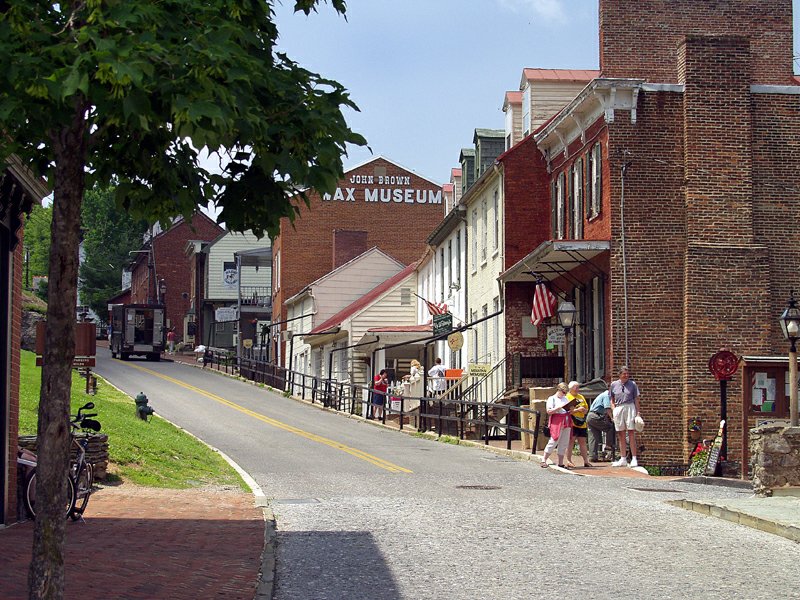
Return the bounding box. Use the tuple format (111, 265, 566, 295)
(20, 401, 101, 521)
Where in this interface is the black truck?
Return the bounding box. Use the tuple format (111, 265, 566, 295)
(109, 304, 166, 361)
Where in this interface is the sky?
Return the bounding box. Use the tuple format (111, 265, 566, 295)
(272, 0, 800, 185)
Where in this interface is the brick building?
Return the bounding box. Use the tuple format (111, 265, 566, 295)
(1, 157, 48, 524)
(502, 0, 799, 465)
(271, 156, 444, 364)
(128, 213, 222, 343)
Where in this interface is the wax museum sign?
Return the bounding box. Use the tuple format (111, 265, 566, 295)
(323, 174, 442, 205)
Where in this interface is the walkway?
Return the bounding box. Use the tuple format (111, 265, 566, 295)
(0, 485, 265, 600)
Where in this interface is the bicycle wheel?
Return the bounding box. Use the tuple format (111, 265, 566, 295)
(70, 462, 93, 520)
(25, 470, 76, 519)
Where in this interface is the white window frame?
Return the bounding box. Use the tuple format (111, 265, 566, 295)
(471, 209, 478, 272)
(492, 189, 499, 251)
(556, 172, 565, 240)
(572, 158, 583, 240)
(481, 198, 488, 263)
(589, 143, 602, 219)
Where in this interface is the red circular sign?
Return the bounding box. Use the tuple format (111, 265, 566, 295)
(708, 350, 739, 381)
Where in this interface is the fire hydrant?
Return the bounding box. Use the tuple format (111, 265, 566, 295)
(135, 392, 154, 421)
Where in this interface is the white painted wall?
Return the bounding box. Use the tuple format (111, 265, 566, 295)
(205, 231, 271, 300)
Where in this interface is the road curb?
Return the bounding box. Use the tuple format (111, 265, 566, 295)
(668, 498, 800, 542)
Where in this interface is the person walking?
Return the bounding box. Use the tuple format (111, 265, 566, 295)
(587, 386, 614, 462)
(166, 328, 176, 354)
(565, 381, 592, 468)
(541, 383, 573, 468)
(427, 358, 447, 396)
(610, 366, 641, 468)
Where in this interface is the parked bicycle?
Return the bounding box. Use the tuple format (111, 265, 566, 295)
(18, 401, 101, 521)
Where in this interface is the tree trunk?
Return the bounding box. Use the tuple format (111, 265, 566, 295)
(28, 102, 87, 600)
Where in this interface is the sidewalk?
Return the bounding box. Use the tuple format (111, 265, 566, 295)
(0, 485, 266, 600)
(670, 494, 800, 543)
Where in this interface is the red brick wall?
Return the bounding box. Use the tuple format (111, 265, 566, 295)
(332, 229, 368, 269)
(5, 233, 22, 523)
(273, 158, 445, 340)
(599, 0, 794, 85)
(130, 214, 222, 342)
(501, 135, 551, 269)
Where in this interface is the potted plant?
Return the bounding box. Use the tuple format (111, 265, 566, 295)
(688, 417, 702, 442)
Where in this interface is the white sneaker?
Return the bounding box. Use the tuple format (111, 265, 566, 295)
(611, 457, 628, 467)
(630, 457, 639, 468)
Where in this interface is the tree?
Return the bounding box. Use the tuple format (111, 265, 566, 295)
(79, 185, 148, 319)
(23, 204, 52, 286)
(0, 1, 365, 597)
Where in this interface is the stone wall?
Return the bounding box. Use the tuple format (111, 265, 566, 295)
(18, 433, 109, 480)
(749, 424, 800, 495)
(20, 309, 44, 351)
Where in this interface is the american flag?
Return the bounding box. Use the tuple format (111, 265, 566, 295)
(531, 282, 557, 326)
(425, 299, 449, 316)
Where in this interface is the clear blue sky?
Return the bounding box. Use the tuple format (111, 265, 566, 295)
(274, 0, 800, 185)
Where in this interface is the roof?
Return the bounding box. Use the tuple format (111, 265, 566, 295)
(366, 324, 432, 333)
(504, 91, 523, 108)
(521, 68, 600, 84)
(341, 155, 441, 188)
(284, 247, 404, 305)
(234, 246, 272, 267)
(451, 168, 462, 178)
(459, 148, 475, 160)
(442, 183, 454, 193)
(473, 128, 505, 139)
(495, 113, 557, 162)
(308, 262, 417, 334)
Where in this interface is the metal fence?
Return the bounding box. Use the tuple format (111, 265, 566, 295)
(234, 355, 544, 454)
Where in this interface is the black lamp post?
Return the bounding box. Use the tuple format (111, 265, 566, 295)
(557, 298, 577, 382)
(779, 291, 800, 426)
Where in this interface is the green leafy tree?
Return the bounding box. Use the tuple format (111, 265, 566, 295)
(79, 185, 148, 319)
(0, 1, 364, 597)
(23, 204, 52, 287)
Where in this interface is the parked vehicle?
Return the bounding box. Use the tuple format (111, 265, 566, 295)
(110, 303, 166, 361)
(20, 401, 101, 521)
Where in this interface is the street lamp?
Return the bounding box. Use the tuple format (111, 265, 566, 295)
(557, 299, 577, 381)
(779, 291, 800, 426)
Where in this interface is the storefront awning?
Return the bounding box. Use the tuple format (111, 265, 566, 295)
(499, 240, 610, 285)
(234, 246, 272, 268)
(357, 325, 432, 349)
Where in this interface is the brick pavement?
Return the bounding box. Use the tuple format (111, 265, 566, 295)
(0, 485, 265, 600)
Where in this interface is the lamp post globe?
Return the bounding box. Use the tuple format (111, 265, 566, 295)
(557, 299, 577, 382)
(780, 291, 800, 426)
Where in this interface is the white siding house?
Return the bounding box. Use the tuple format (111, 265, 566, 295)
(285, 248, 405, 380)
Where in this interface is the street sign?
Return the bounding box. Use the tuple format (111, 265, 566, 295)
(546, 326, 565, 345)
(432, 313, 453, 337)
(35, 356, 95, 368)
(215, 307, 237, 322)
(243, 339, 253, 349)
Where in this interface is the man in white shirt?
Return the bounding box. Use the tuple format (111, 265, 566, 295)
(427, 358, 447, 394)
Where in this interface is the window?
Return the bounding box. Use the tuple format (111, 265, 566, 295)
(471, 209, 478, 271)
(587, 143, 602, 219)
(492, 297, 500, 364)
(455, 230, 461, 289)
(553, 172, 565, 240)
(447, 240, 453, 291)
(400, 287, 411, 305)
(592, 277, 605, 378)
(481, 199, 488, 262)
(274, 250, 280, 290)
(572, 158, 583, 239)
(471, 309, 478, 362)
(492, 189, 499, 251)
(481, 304, 489, 362)
(440, 247, 445, 301)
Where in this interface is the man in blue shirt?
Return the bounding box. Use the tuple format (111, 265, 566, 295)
(587, 387, 614, 462)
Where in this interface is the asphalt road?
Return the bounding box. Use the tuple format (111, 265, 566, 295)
(95, 349, 800, 600)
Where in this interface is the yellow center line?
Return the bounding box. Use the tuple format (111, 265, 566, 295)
(126, 363, 413, 474)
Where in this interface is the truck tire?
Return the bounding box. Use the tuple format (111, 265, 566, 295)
(148, 353, 160, 362)
(120, 352, 129, 361)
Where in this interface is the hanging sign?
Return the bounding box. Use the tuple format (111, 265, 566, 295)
(433, 313, 453, 337)
(215, 307, 237, 322)
(547, 326, 565, 345)
(223, 261, 238, 289)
